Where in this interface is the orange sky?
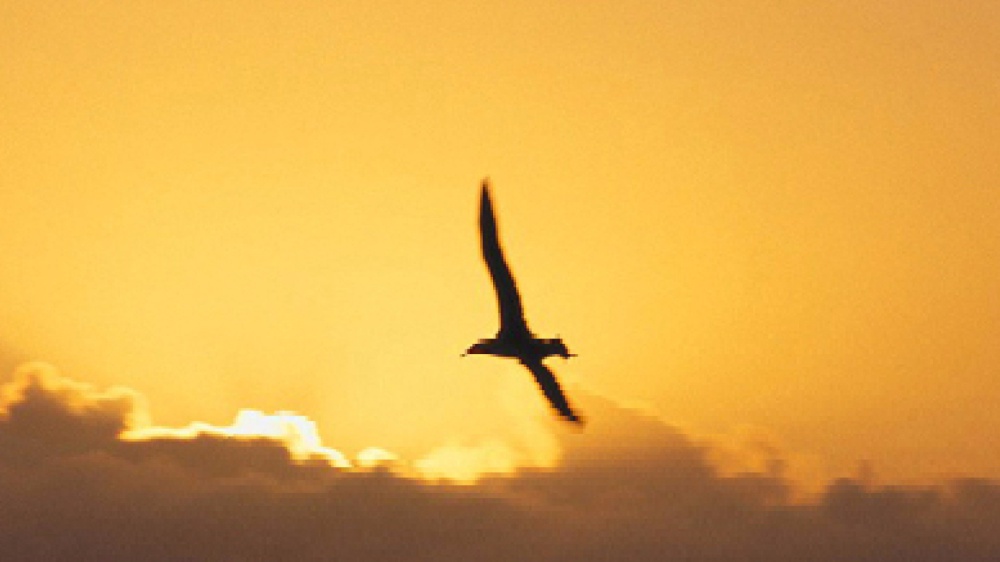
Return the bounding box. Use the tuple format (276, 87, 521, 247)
(2, 1, 999, 482)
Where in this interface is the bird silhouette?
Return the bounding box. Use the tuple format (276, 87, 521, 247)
(463, 180, 584, 424)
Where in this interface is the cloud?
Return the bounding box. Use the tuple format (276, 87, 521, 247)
(1, 363, 999, 561)
(0, 363, 142, 460)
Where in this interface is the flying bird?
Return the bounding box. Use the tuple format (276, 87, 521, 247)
(463, 180, 584, 424)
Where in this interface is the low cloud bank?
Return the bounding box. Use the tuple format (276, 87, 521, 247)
(2, 363, 998, 561)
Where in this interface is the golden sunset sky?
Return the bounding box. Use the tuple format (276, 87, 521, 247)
(4, 3, 1000, 559)
(2, 0, 999, 490)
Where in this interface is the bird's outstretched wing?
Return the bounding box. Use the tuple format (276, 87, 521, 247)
(479, 181, 531, 338)
(520, 357, 584, 424)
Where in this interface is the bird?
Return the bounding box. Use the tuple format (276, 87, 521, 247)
(463, 179, 584, 424)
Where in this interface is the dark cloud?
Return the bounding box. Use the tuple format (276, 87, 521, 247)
(1, 364, 999, 561)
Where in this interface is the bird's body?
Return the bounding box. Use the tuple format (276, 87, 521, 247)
(464, 181, 583, 424)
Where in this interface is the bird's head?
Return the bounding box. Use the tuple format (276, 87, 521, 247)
(462, 339, 494, 357)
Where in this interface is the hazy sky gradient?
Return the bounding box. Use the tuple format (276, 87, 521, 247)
(2, 0, 999, 487)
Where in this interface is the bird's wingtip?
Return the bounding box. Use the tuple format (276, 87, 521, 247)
(480, 179, 494, 212)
